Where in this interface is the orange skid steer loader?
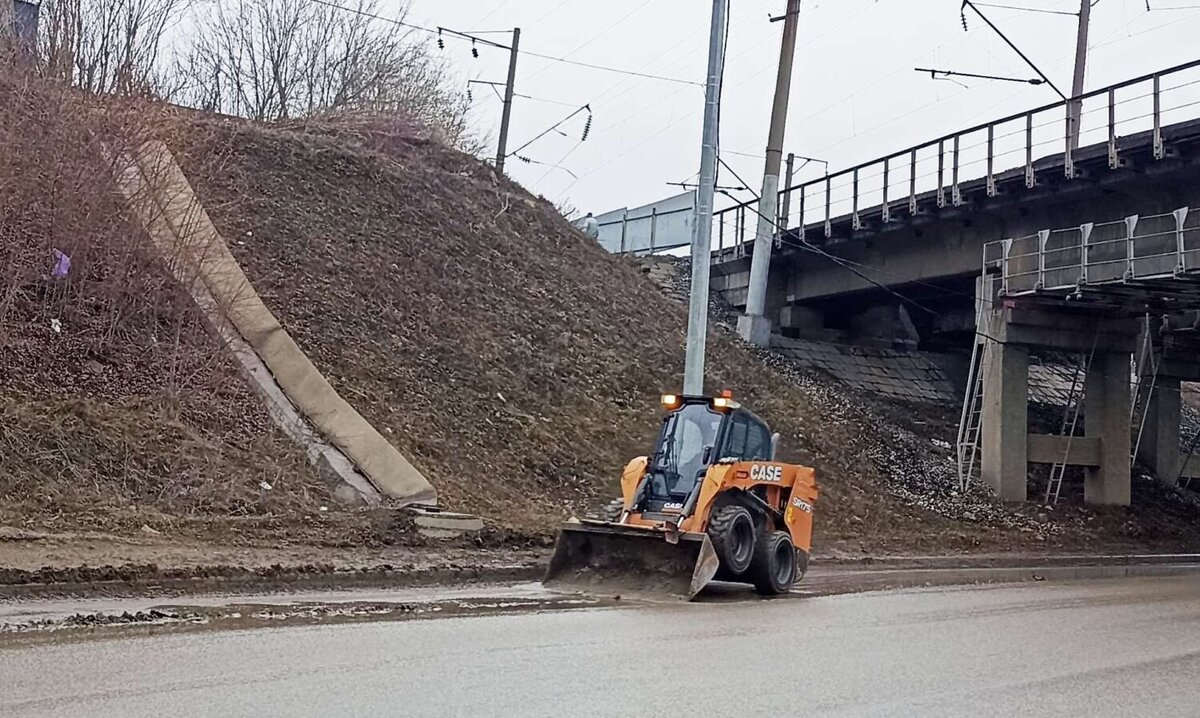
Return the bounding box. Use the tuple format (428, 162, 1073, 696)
(544, 393, 818, 601)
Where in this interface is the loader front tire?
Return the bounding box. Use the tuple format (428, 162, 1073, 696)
(750, 530, 796, 596)
(707, 504, 756, 576)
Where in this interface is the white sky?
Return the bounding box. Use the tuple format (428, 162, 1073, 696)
(396, 0, 1200, 216)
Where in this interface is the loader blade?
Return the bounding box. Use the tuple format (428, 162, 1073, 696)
(542, 522, 718, 601)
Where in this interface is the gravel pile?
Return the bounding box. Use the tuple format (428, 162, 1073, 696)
(753, 349, 1061, 539)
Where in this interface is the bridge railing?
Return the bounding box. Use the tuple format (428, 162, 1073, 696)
(714, 57, 1200, 258)
(984, 208, 1200, 296)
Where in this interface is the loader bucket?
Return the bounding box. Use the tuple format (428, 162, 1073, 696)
(542, 521, 719, 601)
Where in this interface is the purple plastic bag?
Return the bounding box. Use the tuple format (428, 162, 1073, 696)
(51, 249, 71, 279)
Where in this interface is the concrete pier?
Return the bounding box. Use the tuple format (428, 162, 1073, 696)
(979, 305, 1138, 505)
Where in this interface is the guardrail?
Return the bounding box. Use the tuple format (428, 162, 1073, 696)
(713, 57, 1200, 257)
(987, 207, 1200, 296)
(597, 204, 694, 255)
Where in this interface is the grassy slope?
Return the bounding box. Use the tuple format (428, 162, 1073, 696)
(171, 118, 983, 550)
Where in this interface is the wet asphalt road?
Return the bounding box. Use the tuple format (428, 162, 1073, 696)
(5, 576, 1200, 717)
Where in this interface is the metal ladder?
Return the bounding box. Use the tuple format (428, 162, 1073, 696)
(1130, 320, 1160, 468)
(1045, 347, 1097, 505)
(1180, 427, 1200, 490)
(956, 336, 989, 492)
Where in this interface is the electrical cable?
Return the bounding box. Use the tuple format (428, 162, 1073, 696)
(508, 105, 592, 157)
(722, 197, 1200, 406)
(522, 0, 657, 85)
(961, 0, 1067, 99)
(305, 0, 700, 85)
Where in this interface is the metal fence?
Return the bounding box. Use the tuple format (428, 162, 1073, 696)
(713, 57, 1200, 256)
(586, 190, 696, 255)
(987, 207, 1200, 296)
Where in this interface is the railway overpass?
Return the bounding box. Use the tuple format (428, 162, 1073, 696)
(707, 59, 1200, 508)
(710, 59, 1200, 349)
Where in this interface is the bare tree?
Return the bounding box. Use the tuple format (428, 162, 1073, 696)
(175, 0, 473, 149)
(38, 0, 188, 96)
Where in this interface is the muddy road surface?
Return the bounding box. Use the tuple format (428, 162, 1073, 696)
(5, 575, 1200, 717)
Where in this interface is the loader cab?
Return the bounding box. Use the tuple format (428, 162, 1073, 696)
(641, 395, 773, 513)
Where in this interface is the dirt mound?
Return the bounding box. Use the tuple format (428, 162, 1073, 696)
(160, 118, 980, 549)
(0, 78, 329, 528)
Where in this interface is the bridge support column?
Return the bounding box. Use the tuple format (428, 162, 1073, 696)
(1084, 352, 1132, 506)
(1138, 375, 1181, 486)
(981, 341, 1028, 501)
(738, 314, 773, 346)
(778, 305, 824, 335)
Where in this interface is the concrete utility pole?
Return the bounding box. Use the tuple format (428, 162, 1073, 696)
(738, 0, 803, 347)
(495, 27, 521, 174)
(1067, 0, 1091, 152)
(683, 0, 728, 395)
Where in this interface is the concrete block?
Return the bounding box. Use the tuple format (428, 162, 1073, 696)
(778, 305, 825, 333)
(412, 509, 485, 539)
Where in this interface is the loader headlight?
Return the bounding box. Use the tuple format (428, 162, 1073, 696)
(712, 396, 732, 410)
(661, 394, 681, 410)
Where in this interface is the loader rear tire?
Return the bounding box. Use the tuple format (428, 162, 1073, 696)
(707, 505, 756, 576)
(750, 530, 796, 596)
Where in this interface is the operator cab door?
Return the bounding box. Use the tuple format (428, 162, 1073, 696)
(720, 410, 773, 462)
(643, 402, 724, 511)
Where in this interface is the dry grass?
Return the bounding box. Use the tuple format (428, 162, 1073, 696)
(165, 116, 960, 547)
(0, 74, 329, 526)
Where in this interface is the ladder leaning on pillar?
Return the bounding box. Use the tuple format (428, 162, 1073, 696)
(956, 338, 989, 492)
(1130, 316, 1160, 469)
(1046, 339, 1099, 504)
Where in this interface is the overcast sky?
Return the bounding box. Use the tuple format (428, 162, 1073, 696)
(396, 0, 1200, 217)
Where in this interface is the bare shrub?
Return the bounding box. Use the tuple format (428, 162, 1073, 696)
(38, 0, 188, 96)
(174, 0, 475, 150)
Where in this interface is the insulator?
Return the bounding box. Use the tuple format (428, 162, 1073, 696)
(581, 114, 592, 142)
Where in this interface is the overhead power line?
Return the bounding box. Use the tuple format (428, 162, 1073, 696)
(971, 2, 1079, 16)
(306, 0, 699, 86)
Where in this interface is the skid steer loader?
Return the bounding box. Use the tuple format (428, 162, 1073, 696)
(543, 392, 818, 601)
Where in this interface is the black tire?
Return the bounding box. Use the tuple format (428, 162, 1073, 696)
(707, 504, 757, 576)
(749, 530, 797, 596)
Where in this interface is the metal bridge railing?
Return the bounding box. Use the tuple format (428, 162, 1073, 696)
(714, 57, 1200, 256)
(985, 208, 1200, 297)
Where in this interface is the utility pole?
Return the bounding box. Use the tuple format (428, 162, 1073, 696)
(1067, 0, 1091, 151)
(495, 27, 521, 174)
(683, 0, 728, 395)
(738, 0, 802, 347)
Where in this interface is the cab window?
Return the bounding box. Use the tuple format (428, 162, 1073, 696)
(724, 413, 772, 461)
